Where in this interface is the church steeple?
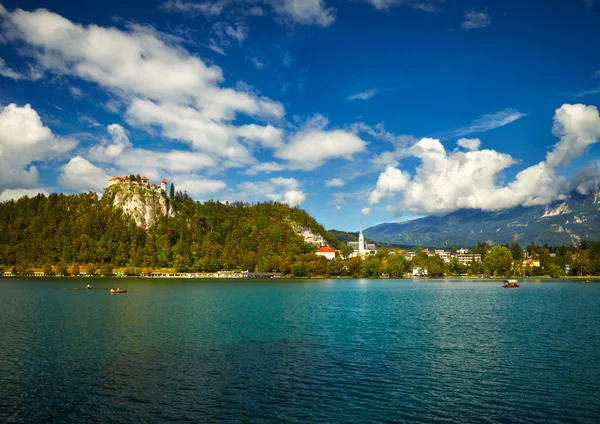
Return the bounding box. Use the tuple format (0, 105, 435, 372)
(359, 221, 365, 255)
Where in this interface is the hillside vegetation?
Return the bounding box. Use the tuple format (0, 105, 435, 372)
(0, 192, 337, 274)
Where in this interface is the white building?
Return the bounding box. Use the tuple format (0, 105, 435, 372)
(412, 267, 428, 276)
(315, 246, 341, 260)
(348, 225, 377, 258)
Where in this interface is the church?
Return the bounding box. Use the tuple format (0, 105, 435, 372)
(347, 226, 377, 258)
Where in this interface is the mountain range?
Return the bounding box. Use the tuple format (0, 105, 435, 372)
(363, 191, 600, 247)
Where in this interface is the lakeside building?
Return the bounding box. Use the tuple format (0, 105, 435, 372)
(523, 258, 541, 267)
(403, 249, 482, 265)
(315, 246, 341, 260)
(347, 226, 377, 258)
(412, 267, 428, 276)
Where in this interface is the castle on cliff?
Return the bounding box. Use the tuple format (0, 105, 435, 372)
(108, 175, 167, 192)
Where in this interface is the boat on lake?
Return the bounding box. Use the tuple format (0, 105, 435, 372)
(110, 288, 128, 293)
(503, 279, 519, 288)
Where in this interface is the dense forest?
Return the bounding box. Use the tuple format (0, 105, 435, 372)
(0, 191, 339, 275)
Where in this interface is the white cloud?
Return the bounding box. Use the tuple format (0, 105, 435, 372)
(364, 0, 438, 12)
(457, 138, 481, 151)
(276, 129, 367, 170)
(546, 104, 600, 167)
(235, 177, 306, 206)
(368, 104, 600, 214)
(238, 124, 283, 149)
(283, 189, 306, 206)
(368, 166, 410, 204)
(173, 175, 226, 198)
(336, 205, 341, 211)
(0, 5, 285, 172)
(265, 0, 335, 26)
(0, 57, 24, 80)
(361, 207, 371, 216)
(160, 0, 229, 17)
(244, 161, 285, 175)
(0, 103, 77, 190)
(160, 0, 335, 26)
(247, 56, 264, 69)
(325, 178, 345, 187)
(462, 8, 491, 30)
(347, 89, 378, 101)
(452, 108, 526, 137)
(59, 156, 111, 192)
(0, 188, 49, 202)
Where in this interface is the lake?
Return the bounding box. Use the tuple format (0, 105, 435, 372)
(1, 278, 599, 423)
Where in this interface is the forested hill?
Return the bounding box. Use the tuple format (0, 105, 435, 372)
(0, 192, 337, 273)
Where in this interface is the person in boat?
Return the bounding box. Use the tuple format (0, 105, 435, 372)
(86, 284, 91, 289)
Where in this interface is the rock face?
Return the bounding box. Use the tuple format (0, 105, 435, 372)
(103, 184, 174, 229)
(290, 222, 334, 248)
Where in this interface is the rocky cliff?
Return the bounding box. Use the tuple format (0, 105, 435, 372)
(103, 184, 175, 229)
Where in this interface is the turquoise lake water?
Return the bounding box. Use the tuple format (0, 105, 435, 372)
(1, 278, 599, 423)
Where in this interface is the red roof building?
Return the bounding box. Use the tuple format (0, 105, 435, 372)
(315, 246, 341, 260)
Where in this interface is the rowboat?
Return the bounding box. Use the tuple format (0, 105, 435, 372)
(503, 279, 519, 288)
(110, 288, 128, 293)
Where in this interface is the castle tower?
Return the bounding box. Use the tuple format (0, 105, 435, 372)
(358, 223, 365, 256)
(161, 178, 167, 192)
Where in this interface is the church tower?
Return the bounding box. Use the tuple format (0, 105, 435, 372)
(161, 178, 167, 192)
(358, 223, 365, 256)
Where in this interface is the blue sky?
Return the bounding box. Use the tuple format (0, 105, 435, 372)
(0, 0, 599, 231)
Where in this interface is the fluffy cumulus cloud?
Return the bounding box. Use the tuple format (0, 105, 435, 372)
(0, 103, 76, 191)
(461, 8, 491, 30)
(59, 156, 111, 192)
(368, 166, 410, 204)
(325, 178, 345, 187)
(361, 207, 371, 216)
(456, 138, 481, 151)
(235, 177, 306, 206)
(368, 104, 600, 214)
(0, 188, 49, 202)
(276, 129, 367, 170)
(0, 5, 285, 171)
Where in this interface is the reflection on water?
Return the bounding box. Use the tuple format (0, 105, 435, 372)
(1, 278, 599, 423)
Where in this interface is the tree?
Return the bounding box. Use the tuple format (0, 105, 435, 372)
(384, 255, 408, 278)
(100, 264, 114, 276)
(170, 183, 175, 201)
(361, 258, 380, 278)
(71, 263, 80, 276)
(86, 264, 97, 276)
(56, 261, 68, 276)
(43, 263, 53, 276)
(510, 242, 524, 260)
(484, 246, 513, 276)
(291, 262, 308, 277)
(340, 244, 354, 259)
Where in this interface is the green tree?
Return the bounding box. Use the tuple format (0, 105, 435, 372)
(56, 261, 68, 276)
(291, 262, 308, 277)
(86, 264, 97, 276)
(361, 258, 380, 278)
(170, 183, 175, 201)
(484, 246, 513, 276)
(340, 244, 354, 259)
(43, 263, 53, 276)
(510, 242, 524, 260)
(100, 264, 114, 276)
(384, 255, 408, 278)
